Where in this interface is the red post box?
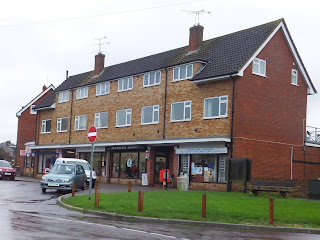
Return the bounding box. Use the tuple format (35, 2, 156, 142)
(160, 169, 170, 182)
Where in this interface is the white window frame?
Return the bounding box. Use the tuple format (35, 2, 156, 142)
(76, 86, 88, 99)
(96, 82, 110, 96)
(252, 58, 266, 77)
(74, 115, 87, 131)
(171, 101, 191, 122)
(116, 109, 132, 127)
(143, 71, 161, 87)
(118, 77, 133, 92)
(57, 117, 68, 132)
(141, 105, 159, 125)
(203, 95, 228, 119)
(291, 69, 298, 86)
(173, 64, 193, 81)
(41, 119, 51, 134)
(30, 105, 37, 114)
(58, 90, 69, 103)
(94, 112, 108, 129)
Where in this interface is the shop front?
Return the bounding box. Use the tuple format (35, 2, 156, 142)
(176, 143, 228, 191)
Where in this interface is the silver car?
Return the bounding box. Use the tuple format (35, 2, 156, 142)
(40, 164, 86, 193)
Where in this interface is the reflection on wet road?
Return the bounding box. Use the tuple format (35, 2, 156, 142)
(1, 179, 319, 240)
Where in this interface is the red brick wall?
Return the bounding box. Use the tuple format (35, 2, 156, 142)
(16, 89, 54, 173)
(233, 29, 309, 181)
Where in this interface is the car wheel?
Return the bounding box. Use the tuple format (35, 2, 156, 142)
(42, 188, 46, 193)
(81, 181, 86, 190)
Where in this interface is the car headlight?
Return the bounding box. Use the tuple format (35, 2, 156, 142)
(63, 179, 70, 183)
(42, 176, 47, 181)
(0, 168, 2, 172)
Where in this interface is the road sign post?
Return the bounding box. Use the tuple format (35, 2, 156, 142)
(88, 126, 97, 200)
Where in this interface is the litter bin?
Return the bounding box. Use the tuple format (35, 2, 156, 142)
(177, 176, 189, 191)
(309, 178, 320, 199)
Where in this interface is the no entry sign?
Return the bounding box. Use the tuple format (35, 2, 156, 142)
(88, 126, 97, 143)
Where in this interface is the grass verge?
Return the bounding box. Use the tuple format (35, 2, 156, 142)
(62, 190, 320, 229)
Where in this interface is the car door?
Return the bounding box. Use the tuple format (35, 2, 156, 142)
(75, 165, 86, 187)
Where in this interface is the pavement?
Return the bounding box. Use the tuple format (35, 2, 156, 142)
(15, 176, 320, 235)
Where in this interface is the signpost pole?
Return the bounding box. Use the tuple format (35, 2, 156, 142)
(89, 142, 94, 200)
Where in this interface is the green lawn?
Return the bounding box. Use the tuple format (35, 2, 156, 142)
(62, 190, 320, 229)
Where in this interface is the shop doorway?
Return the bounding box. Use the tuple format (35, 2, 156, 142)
(155, 156, 167, 183)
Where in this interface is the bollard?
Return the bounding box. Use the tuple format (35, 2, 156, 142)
(128, 181, 132, 192)
(95, 180, 99, 188)
(138, 190, 143, 212)
(269, 197, 274, 224)
(95, 186, 100, 207)
(72, 182, 76, 197)
(202, 194, 206, 218)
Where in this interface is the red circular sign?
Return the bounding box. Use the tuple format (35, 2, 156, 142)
(88, 126, 97, 143)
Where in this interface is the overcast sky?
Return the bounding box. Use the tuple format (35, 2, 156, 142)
(0, 0, 319, 144)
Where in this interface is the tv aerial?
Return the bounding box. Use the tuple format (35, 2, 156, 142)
(94, 36, 110, 54)
(182, 9, 211, 25)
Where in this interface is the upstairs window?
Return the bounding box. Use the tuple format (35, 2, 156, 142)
(96, 82, 110, 96)
(41, 119, 51, 133)
(58, 91, 69, 103)
(143, 71, 161, 87)
(173, 64, 193, 81)
(76, 87, 88, 99)
(74, 115, 87, 130)
(116, 109, 132, 127)
(57, 117, 68, 132)
(252, 58, 266, 77)
(141, 105, 159, 125)
(204, 95, 228, 119)
(291, 69, 298, 85)
(30, 105, 37, 114)
(171, 101, 191, 122)
(118, 77, 133, 92)
(95, 112, 108, 128)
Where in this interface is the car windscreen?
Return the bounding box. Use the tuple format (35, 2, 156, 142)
(0, 161, 12, 167)
(50, 164, 75, 175)
(72, 161, 90, 170)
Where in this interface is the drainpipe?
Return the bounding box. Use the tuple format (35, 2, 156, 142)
(229, 75, 237, 158)
(68, 89, 74, 144)
(291, 146, 293, 180)
(162, 68, 168, 139)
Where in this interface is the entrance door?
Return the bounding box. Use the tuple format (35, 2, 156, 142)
(155, 156, 167, 183)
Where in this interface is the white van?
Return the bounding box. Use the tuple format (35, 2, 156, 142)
(54, 158, 97, 187)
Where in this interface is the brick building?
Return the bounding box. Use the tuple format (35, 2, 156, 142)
(32, 19, 320, 193)
(16, 84, 55, 176)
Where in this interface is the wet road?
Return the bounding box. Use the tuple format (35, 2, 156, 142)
(0, 179, 319, 240)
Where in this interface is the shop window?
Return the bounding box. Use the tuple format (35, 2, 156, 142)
(112, 152, 146, 179)
(218, 156, 227, 183)
(112, 153, 120, 177)
(179, 154, 190, 176)
(37, 153, 55, 173)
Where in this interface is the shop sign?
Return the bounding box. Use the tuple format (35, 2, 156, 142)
(175, 147, 228, 154)
(25, 148, 32, 154)
(20, 150, 26, 156)
(77, 146, 105, 153)
(142, 173, 148, 186)
(106, 145, 147, 151)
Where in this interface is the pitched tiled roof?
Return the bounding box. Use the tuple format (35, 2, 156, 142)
(38, 19, 301, 108)
(33, 91, 56, 110)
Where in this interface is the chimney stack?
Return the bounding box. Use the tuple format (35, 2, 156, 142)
(189, 24, 204, 52)
(42, 85, 47, 92)
(94, 53, 105, 76)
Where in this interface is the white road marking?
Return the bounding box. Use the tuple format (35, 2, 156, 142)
(12, 210, 188, 239)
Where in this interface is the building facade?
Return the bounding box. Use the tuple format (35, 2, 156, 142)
(32, 19, 320, 194)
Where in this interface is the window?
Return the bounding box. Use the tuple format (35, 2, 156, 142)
(204, 96, 228, 119)
(76, 87, 88, 99)
(171, 101, 191, 122)
(57, 117, 68, 132)
(141, 105, 159, 125)
(143, 71, 161, 87)
(41, 119, 51, 133)
(74, 115, 87, 130)
(30, 105, 37, 114)
(118, 77, 133, 92)
(252, 58, 266, 77)
(116, 109, 132, 127)
(95, 112, 108, 128)
(58, 91, 69, 103)
(291, 69, 298, 85)
(96, 82, 110, 96)
(173, 64, 193, 81)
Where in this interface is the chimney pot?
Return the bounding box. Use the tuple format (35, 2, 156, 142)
(94, 53, 105, 76)
(189, 25, 204, 52)
(42, 85, 47, 92)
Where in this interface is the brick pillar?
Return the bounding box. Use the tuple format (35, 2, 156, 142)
(147, 146, 155, 186)
(172, 146, 179, 187)
(106, 151, 111, 183)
